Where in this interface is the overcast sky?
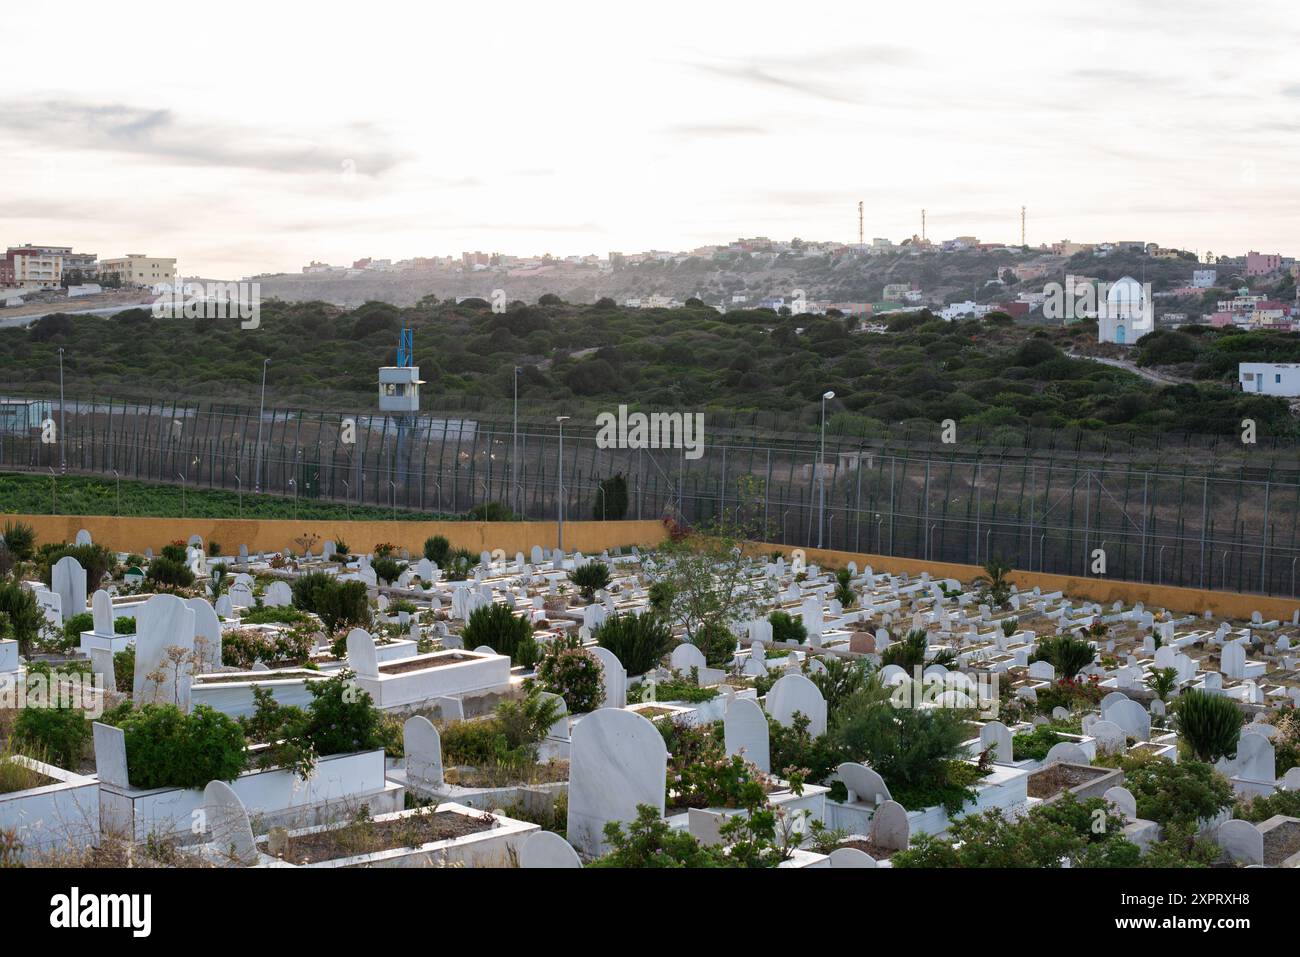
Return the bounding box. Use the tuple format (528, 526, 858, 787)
(3, 0, 1297, 277)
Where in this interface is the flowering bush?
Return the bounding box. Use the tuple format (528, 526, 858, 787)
(534, 634, 604, 713)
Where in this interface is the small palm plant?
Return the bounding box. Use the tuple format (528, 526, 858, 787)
(1174, 689, 1243, 763)
(1031, 635, 1096, 679)
(971, 556, 1013, 608)
(1145, 667, 1178, 702)
(568, 561, 612, 602)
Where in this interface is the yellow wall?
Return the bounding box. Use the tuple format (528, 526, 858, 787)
(11, 515, 667, 558)
(756, 543, 1300, 623)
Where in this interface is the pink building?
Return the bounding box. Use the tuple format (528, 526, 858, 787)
(1208, 311, 1235, 327)
(1246, 251, 1282, 276)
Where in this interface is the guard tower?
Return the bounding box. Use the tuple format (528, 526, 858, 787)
(378, 327, 424, 495)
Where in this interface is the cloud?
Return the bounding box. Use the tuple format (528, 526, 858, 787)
(0, 100, 406, 176)
(661, 123, 769, 139)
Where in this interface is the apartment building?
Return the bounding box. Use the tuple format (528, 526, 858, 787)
(99, 254, 177, 288)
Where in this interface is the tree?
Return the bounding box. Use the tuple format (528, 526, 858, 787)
(0, 579, 44, 656)
(594, 612, 673, 675)
(593, 473, 629, 521)
(568, 561, 611, 601)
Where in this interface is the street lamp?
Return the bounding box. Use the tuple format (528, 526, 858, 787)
(513, 366, 522, 516)
(254, 358, 270, 493)
(49, 467, 56, 514)
(177, 472, 186, 517)
(113, 469, 120, 516)
(57, 347, 66, 473)
(234, 473, 242, 518)
(818, 390, 835, 549)
(555, 416, 570, 549)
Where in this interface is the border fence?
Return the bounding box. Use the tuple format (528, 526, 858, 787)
(2, 390, 1299, 599)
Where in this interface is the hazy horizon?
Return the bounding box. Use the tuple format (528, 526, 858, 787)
(5, 0, 1298, 277)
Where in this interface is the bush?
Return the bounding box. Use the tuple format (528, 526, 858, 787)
(462, 602, 538, 666)
(423, 535, 450, 565)
(1112, 753, 1234, 830)
(1031, 635, 1096, 679)
(768, 610, 807, 645)
(113, 646, 135, 693)
(568, 561, 611, 601)
(222, 628, 314, 669)
(441, 688, 563, 768)
(13, 704, 91, 768)
(62, 611, 94, 648)
(691, 621, 737, 668)
(442, 548, 476, 581)
(831, 691, 973, 813)
(1173, 689, 1243, 763)
(648, 581, 675, 614)
(147, 556, 195, 589)
(372, 557, 402, 586)
(594, 613, 673, 675)
(316, 580, 371, 634)
(535, 634, 605, 713)
(113, 704, 247, 790)
(0, 580, 43, 656)
(1, 521, 36, 561)
(299, 670, 396, 760)
(892, 793, 1139, 868)
(467, 501, 515, 522)
(114, 616, 135, 634)
(39, 543, 115, 595)
(291, 571, 335, 612)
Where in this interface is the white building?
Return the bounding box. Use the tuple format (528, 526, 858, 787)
(1239, 363, 1300, 397)
(1097, 275, 1150, 346)
(940, 301, 990, 321)
(1192, 269, 1217, 288)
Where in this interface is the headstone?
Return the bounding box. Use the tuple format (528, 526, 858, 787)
(764, 673, 827, 736)
(187, 597, 223, 671)
(346, 628, 379, 680)
(723, 697, 770, 773)
(91, 589, 113, 636)
(403, 716, 443, 788)
(588, 646, 627, 708)
(1106, 699, 1151, 742)
(838, 761, 891, 805)
(132, 594, 196, 707)
(52, 555, 88, 622)
(519, 830, 582, 868)
(75, 529, 92, 546)
(1090, 720, 1126, 755)
(979, 721, 1014, 763)
(1044, 741, 1088, 766)
(264, 581, 292, 608)
(670, 642, 708, 674)
(203, 780, 259, 866)
(566, 708, 667, 857)
(90, 647, 116, 689)
(1104, 785, 1137, 821)
(869, 799, 910, 853)
(92, 722, 129, 788)
(1215, 819, 1263, 866)
(829, 847, 878, 868)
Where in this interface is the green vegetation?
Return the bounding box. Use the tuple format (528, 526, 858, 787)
(768, 610, 807, 645)
(533, 633, 604, 713)
(593, 612, 673, 675)
(1031, 635, 1097, 680)
(462, 602, 538, 666)
(568, 561, 611, 601)
(1172, 689, 1244, 763)
(5, 297, 1292, 441)
(0, 471, 452, 521)
(109, 704, 247, 790)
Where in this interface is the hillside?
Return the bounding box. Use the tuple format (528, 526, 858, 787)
(3, 297, 1295, 442)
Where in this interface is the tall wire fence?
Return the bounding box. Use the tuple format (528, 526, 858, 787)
(2, 389, 1299, 599)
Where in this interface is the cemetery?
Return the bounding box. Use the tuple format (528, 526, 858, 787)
(0, 515, 1298, 872)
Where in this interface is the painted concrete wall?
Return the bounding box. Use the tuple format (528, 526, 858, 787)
(10, 515, 667, 559)
(757, 543, 1300, 623)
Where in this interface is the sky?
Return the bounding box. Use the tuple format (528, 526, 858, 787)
(2, 0, 1298, 278)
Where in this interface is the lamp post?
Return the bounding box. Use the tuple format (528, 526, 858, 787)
(254, 358, 270, 493)
(178, 473, 186, 517)
(818, 390, 834, 549)
(512, 366, 521, 516)
(57, 347, 66, 473)
(235, 473, 242, 518)
(49, 467, 56, 514)
(113, 469, 120, 516)
(555, 416, 570, 549)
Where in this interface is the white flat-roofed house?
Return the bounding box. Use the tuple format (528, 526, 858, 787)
(1239, 363, 1300, 397)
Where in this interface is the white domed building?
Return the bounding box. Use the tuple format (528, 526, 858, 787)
(1097, 275, 1151, 346)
